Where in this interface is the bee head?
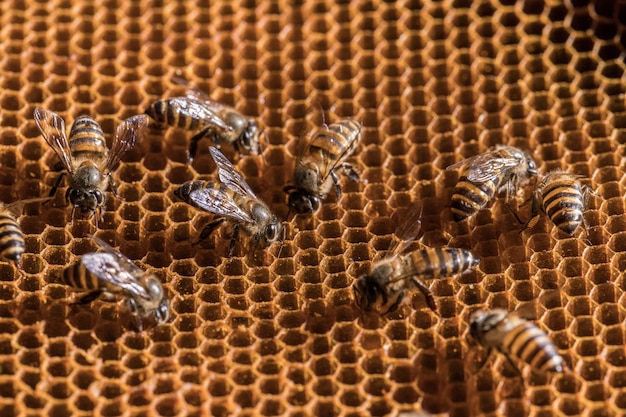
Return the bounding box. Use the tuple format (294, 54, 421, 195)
(240, 120, 260, 155)
(288, 191, 321, 214)
(353, 276, 379, 311)
(67, 188, 104, 215)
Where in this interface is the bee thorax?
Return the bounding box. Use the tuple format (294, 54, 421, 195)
(293, 164, 319, 193)
(72, 165, 105, 189)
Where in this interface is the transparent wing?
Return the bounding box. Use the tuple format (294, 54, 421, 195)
(208, 146, 257, 198)
(103, 114, 149, 173)
(189, 187, 254, 224)
(167, 97, 231, 131)
(447, 149, 522, 183)
(90, 235, 145, 274)
(33, 108, 74, 173)
(383, 201, 424, 260)
(171, 75, 229, 112)
(318, 121, 362, 180)
(81, 252, 152, 301)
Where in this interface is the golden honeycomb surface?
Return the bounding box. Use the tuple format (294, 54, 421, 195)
(0, 1, 625, 416)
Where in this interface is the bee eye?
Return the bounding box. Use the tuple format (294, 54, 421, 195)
(93, 191, 104, 204)
(310, 197, 321, 211)
(266, 224, 277, 240)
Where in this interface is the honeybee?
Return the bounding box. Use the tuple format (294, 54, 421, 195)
(285, 119, 361, 214)
(469, 308, 566, 374)
(175, 146, 282, 254)
(353, 207, 479, 316)
(354, 246, 479, 315)
(145, 78, 260, 161)
(447, 145, 537, 222)
(34, 108, 149, 222)
(0, 198, 50, 265)
(528, 171, 593, 235)
(62, 235, 170, 330)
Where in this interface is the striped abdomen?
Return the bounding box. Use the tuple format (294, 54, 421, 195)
(541, 178, 584, 235)
(404, 247, 479, 280)
(0, 210, 24, 262)
(450, 175, 498, 221)
(62, 261, 101, 291)
(145, 99, 203, 130)
(503, 319, 565, 373)
(308, 119, 361, 164)
(174, 180, 218, 205)
(68, 116, 107, 162)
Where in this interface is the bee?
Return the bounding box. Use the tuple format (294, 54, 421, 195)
(0, 198, 50, 265)
(33, 108, 149, 222)
(285, 119, 361, 214)
(175, 146, 283, 254)
(62, 235, 170, 330)
(528, 171, 593, 235)
(354, 246, 479, 316)
(353, 206, 479, 316)
(145, 79, 260, 161)
(469, 308, 566, 374)
(447, 145, 537, 222)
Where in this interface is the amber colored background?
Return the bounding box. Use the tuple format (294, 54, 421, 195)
(0, 1, 625, 416)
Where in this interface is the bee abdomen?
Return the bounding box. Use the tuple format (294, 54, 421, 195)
(450, 177, 497, 221)
(146, 99, 201, 130)
(414, 247, 478, 279)
(174, 180, 216, 203)
(542, 184, 584, 235)
(309, 119, 361, 158)
(68, 116, 107, 160)
(506, 322, 565, 372)
(62, 262, 100, 291)
(0, 213, 24, 262)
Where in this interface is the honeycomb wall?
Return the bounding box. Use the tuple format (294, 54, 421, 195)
(0, 1, 625, 416)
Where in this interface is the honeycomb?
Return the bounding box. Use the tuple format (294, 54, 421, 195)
(0, 0, 625, 416)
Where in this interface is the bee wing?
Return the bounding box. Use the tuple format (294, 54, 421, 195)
(449, 149, 521, 183)
(381, 202, 423, 260)
(208, 146, 258, 198)
(33, 108, 74, 173)
(317, 123, 362, 180)
(103, 115, 149, 173)
(81, 252, 152, 301)
(171, 75, 229, 111)
(188, 187, 254, 224)
(168, 97, 232, 131)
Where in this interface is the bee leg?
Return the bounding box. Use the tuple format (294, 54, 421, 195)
(412, 278, 439, 315)
(340, 162, 360, 182)
(125, 298, 144, 332)
(331, 170, 343, 199)
(505, 177, 524, 224)
(503, 355, 523, 377)
(188, 127, 213, 162)
(108, 175, 125, 202)
(193, 218, 224, 245)
(520, 215, 541, 235)
(228, 225, 240, 257)
(381, 290, 404, 316)
(71, 290, 104, 306)
(48, 172, 66, 199)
